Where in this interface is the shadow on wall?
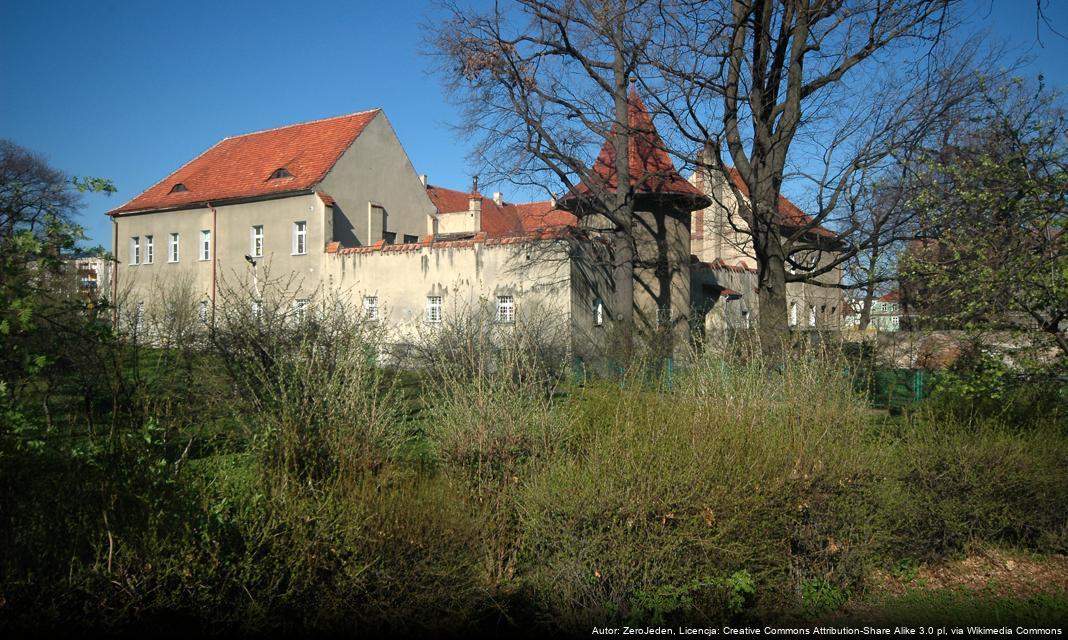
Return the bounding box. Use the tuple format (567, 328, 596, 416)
(333, 207, 359, 247)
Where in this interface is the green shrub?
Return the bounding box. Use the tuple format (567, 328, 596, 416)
(513, 350, 890, 627)
(892, 417, 1068, 557)
(800, 578, 847, 618)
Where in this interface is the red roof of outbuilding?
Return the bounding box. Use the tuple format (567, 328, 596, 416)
(562, 89, 708, 204)
(426, 185, 577, 238)
(109, 110, 380, 215)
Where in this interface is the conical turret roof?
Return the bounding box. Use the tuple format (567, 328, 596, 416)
(559, 89, 709, 211)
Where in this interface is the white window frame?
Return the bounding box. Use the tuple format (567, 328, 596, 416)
(130, 237, 140, 265)
(425, 295, 442, 324)
(250, 225, 264, 258)
(495, 295, 515, 323)
(144, 235, 153, 264)
(293, 221, 307, 255)
(363, 295, 379, 321)
(168, 233, 180, 263)
(594, 298, 604, 327)
(789, 302, 798, 327)
(200, 230, 211, 261)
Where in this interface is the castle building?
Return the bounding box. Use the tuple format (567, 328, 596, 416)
(108, 94, 841, 361)
(107, 108, 601, 360)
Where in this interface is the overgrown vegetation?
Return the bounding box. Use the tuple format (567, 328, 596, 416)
(2, 139, 1065, 633)
(2, 290, 1066, 633)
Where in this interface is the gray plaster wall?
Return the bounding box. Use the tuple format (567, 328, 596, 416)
(319, 112, 437, 247)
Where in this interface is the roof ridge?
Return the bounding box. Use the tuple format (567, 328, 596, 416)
(220, 108, 381, 142)
(110, 109, 381, 215)
(107, 138, 227, 215)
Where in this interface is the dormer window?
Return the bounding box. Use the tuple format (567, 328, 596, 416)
(269, 168, 293, 180)
(170, 183, 188, 193)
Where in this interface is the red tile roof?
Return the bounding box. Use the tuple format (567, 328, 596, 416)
(723, 167, 836, 239)
(563, 89, 708, 204)
(426, 185, 577, 238)
(705, 257, 758, 274)
(878, 290, 901, 302)
(109, 110, 380, 215)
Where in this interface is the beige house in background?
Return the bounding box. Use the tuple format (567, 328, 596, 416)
(689, 164, 844, 332)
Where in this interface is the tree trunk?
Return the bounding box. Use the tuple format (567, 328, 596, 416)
(859, 294, 874, 331)
(755, 242, 789, 361)
(750, 183, 790, 361)
(612, 227, 634, 326)
(610, 15, 635, 355)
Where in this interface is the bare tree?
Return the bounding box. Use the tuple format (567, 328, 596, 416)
(434, 0, 697, 346)
(637, 0, 997, 357)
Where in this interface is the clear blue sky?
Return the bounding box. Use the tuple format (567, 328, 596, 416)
(2, 0, 1066, 248)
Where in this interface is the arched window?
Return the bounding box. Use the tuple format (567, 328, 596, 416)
(170, 183, 188, 193)
(268, 168, 293, 180)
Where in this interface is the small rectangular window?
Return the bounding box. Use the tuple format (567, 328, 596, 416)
(293, 221, 307, 255)
(363, 296, 379, 321)
(169, 233, 180, 263)
(425, 296, 442, 323)
(403, 234, 418, 244)
(144, 235, 153, 264)
(293, 298, 308, 324)
(495, 295, 515, 323)
(594, 298, 604, 327)
(251, 225, 264, 258)
(384, 231, 397, 244)
(200, 230, 211, 261)
(130, 237, 140, 265)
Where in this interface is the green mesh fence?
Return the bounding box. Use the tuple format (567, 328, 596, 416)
(865, 368, 935, 410)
